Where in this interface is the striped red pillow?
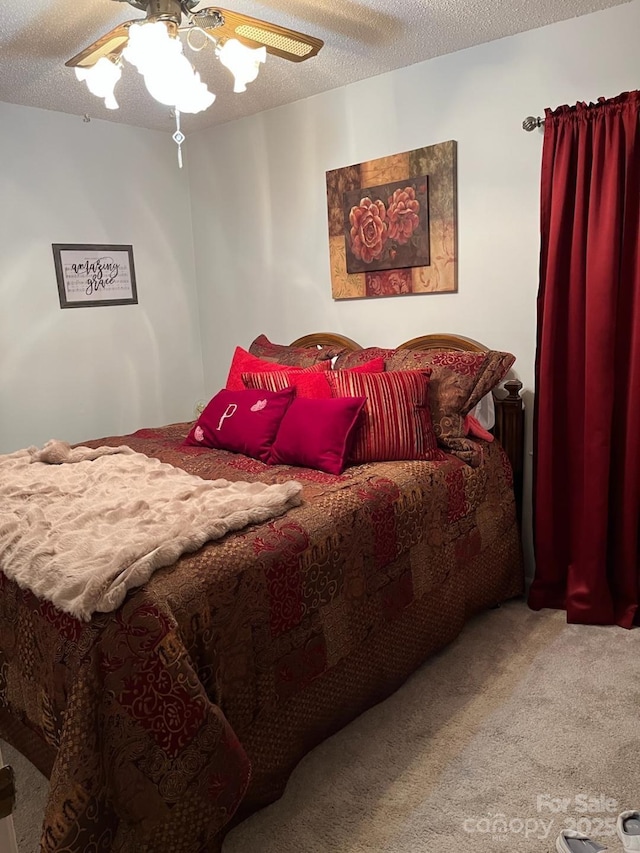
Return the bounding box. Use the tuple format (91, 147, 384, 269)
(324, 370, 440, 463)
(242, 357, 387, 399)
(242, 370, 332, 398)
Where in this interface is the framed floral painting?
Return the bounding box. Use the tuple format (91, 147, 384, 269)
(326, 141, 457, 299)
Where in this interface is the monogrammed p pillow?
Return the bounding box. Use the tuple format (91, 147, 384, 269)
(184, 387, 295, 462)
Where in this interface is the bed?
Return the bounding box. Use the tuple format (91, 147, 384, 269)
(0, 333, 524, 853)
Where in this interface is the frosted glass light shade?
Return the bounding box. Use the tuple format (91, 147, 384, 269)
(123, 21, 215, 114)
(75, 57, 122, 110)
(217, 39, 266, 93)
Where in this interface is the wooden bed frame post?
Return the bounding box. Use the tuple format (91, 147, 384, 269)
(494, 379, 524, 526)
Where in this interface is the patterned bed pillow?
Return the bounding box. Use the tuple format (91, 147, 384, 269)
(248, 334, 340, 367)
(332, 347, 396, 370)
(385, 349, 515, 466)
(270, 396, 367, 474)
(325, 369, 442, 463)
(225, 347, 329, 391)
(184, 387, 294, 462)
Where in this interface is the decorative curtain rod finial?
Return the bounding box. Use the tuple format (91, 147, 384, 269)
(522, 115, 544, 132)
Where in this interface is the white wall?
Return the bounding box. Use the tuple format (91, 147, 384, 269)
(187, 0, 640, 575)
(0, 102, 204, 453)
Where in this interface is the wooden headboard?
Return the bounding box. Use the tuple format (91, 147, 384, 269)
(291, 332, 524, 523)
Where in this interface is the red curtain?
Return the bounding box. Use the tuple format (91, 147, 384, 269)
(528, 91, 640, 628)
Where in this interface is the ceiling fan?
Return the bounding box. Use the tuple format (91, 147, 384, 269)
(67, 0, 324, 72)
(66, 0, 323, 162)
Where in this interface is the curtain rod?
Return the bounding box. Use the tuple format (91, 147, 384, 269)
(522, 116, 544, 131)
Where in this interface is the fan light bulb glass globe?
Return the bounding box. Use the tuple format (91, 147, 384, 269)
(123, 21, 215, 114)
(217, 39, 266, 93)
(75, 57, 121, 110)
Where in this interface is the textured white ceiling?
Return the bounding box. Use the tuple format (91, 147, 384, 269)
(0, 0, 632, 133)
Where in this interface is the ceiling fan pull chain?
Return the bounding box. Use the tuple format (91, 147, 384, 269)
(172, 109, 185, 169)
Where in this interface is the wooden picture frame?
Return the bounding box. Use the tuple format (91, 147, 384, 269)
(52, 244, 138, 309)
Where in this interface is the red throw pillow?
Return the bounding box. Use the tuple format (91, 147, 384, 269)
(325, 370, 441, 463)
(184, 387, 294, 462)
(225, 347, 329, 391)
(464, 413, 494, 442)
(270, 396, 367, 474)
(344, 356, 386, 374)
(242, 357, 386, 400)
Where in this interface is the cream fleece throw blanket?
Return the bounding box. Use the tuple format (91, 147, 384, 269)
(0, 440, 303, 621)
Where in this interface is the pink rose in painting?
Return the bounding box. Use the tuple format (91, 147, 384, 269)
(349, 197, 387, 263)
(387, 186, 420, 245)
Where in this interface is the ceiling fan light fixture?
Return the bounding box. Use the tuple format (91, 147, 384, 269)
(216, 38, 266, 93)
(74, 56, 122, 110)
(66, 3, 323, 166)
(123, 21, 215, 113)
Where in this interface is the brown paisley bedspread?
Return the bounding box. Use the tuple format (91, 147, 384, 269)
(0, 422, 523, 853)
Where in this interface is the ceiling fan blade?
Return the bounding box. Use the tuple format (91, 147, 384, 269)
(65, 21, 136, 68)
(194, 7, 323, 63)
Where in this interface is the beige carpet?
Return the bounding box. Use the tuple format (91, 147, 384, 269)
(4, 599, 640, 852)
